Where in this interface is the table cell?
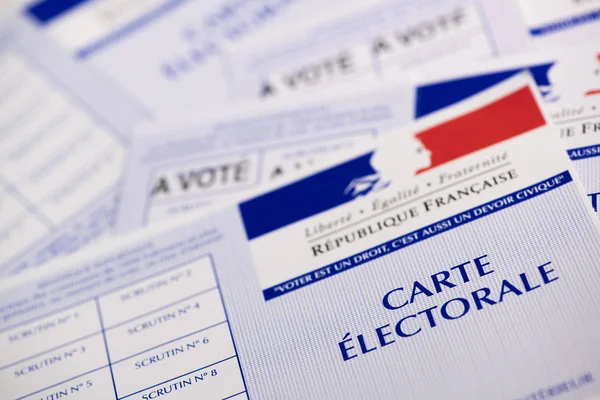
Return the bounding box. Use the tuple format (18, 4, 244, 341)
(20, 366, 117, 400)
(0, 334, 109, 400)
(99, 256, 217, 328)
(105, 290, 225, 361)
(113, 322, 235, 397)
(0, 302, 100, 367)
(131, 357, 245, 400)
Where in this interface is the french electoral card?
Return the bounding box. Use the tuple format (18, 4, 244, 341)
(1, 74, 600, 400)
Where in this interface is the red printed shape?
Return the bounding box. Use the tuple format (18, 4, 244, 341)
(584, 53, 600, 96)
(416, 86, 546, 173)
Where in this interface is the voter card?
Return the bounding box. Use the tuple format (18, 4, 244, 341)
(414, 47, 600, 216)
(17, 0, 384, 117)
(115, 83, 415, 232)
(2, 74, 600, 400)
(0, 20, 149, 278)
(228, 0, 600, 103)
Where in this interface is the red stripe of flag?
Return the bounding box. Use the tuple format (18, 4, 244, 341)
(416, 86, 546, 173)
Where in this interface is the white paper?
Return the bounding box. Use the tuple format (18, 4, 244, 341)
(227, 0, 600, 103)
(118, 49, 600, 233)
(0, 21, 145, 277)
(116, 84, 414, 232)
(17, 0, 384, 117)
(412, 46, 600, 216)
(2, 76, 600, 400)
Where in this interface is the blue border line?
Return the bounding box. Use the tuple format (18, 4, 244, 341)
(223, 391, 247, 400)
(209, 253, 251, 398)
(530, 8, 600, 36)
(95, 298, 119, 399)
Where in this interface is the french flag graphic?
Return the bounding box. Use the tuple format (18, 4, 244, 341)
(416, 86, 546, 173)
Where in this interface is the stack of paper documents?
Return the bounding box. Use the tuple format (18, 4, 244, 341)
(1, 0, 600, 399)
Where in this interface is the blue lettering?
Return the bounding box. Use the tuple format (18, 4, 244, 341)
(474, 254, 494, 277)
(382, 287, 407, 310)
(410, 281, 434, 303)
(538, 262, 559, 284)
(375, 324, 396, 346)
(395, 314, 422, 337)
(498, 280, 523, 303)
(431, 270, 456, 293)
(440, 297, 470, 320)
(471, 287, 496, 310)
